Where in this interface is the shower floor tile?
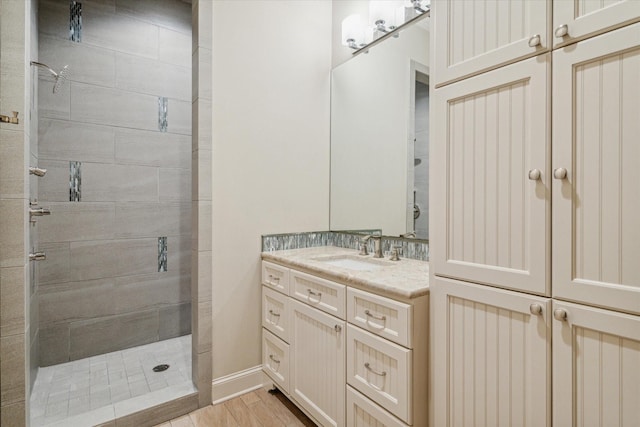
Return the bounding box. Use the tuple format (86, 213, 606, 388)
(30, 335, 195, 427)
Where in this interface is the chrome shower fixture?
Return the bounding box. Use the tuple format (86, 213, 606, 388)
(29, 166, 47, 177)
(30, 61, 70, 93)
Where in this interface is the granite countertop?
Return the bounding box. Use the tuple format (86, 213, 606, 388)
(261, 246, 429, 300)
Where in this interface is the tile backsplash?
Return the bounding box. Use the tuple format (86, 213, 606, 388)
(262, 230, 429, 261)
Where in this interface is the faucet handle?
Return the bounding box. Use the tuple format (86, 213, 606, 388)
(358, 240, 369, 256)
(389, 245, 402, 261)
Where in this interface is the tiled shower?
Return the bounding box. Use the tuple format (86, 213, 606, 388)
(28, 0, 194, 425)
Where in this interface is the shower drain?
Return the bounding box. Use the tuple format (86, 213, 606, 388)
(153, 364, 170, 372)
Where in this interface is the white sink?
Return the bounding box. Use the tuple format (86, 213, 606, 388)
(313, 255, 390, 271)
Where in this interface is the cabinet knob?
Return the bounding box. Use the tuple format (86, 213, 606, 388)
(528, 34, 541, 47)
(334, 324, 342, 332)
(269, 354, 280, 364)
(553, 308, 568, 321)
(554, 24, 568, 38)
(529, 304, 543, 315)
(553, 168, 567, 179)
(528, 169, 541, 181)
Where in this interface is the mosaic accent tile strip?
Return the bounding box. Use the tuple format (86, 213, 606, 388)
(69, 1, 82, 42)
(158, 237, 168, 272)
(262, 231, 331, 252)
(158, 97, 168, 132)
(261, 231, 429, 261)
(69, 161, 81, 201)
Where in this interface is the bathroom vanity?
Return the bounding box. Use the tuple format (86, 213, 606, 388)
(260, 247, 429, 427)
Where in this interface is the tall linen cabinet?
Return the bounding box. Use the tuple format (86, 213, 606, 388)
(430, 1, 640, 426)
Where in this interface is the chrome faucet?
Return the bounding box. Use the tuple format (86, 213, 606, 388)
(361, 235, 383, 258)
(400, 231, 416, 238)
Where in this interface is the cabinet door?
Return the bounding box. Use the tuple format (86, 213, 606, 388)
(552, 301, 640, 427)
(552, 24, 640, 315)
(553, 0, 640, 48)
(431, 55, 550, 295)
(431, 277, 551, 427)
(290, 299, 345, 427)
(432, 0, 549, 87)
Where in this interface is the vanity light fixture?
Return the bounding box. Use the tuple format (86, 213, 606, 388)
(408, 0, 431, 15)
(370, 0, 404, 34)
(342, 14, 367, 50)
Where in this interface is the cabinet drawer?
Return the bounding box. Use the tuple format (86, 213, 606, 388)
(290, 270, 346, 319)
(262, 261, 289, 295)
(347, 386, 409, 427)
(262, 328, 290, 393)
(347, 287, 412, 348)
(262, 286, 290, 343)
(347, 325, 412, 424)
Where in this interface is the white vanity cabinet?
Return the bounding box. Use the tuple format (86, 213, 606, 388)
(261, 259, 429, 427)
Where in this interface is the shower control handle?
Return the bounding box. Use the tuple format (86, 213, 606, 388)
(29, 207, 51, 217)
(29, 167, 47, 177)
(29, 252, 46, 261)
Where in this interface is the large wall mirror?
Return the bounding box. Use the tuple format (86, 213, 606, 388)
(330, 16, 430, 239)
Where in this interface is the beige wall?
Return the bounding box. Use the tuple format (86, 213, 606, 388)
(211, 0, 332, 379)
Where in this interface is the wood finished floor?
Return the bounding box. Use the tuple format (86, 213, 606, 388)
(154, 387, 317, 427)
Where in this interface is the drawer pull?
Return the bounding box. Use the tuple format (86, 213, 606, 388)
(268, 309, 280, 317)
(268, 274, 280, 282)
(269, 354, 281, 364)
(364, 310, 386, 321)
(364, 362, 387, 377)
(307, 289, 322, 298)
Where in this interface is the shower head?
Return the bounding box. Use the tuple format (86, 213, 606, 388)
(30, 61, 71, 93)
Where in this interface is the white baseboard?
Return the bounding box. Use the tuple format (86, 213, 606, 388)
(211, 365, 265, 405)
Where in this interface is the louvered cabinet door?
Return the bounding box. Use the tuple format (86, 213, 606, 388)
(431, 55, 550, 295)
(552, 24, 640, 315)
(290, 299, 345, 427)
(552, 0, 640, 48)
(432, 0, 549, 87)
(431, 277, 551, 427)
(552, 301, 640, 427)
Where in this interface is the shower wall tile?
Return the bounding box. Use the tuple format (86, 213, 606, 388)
(191, 201, 211, 251)
(0, 266, 26, 337)
(115, 128, 190, 168)
(36, 242, 70, 286)
(192, 48, 212, 100)
(39, 279, 116, 324)
(38, 0, 69, 41)
(159, 168, 191, 202)
(192, 98, 212, 150)
(68, 238, 158, 281)
(39, 202, 116, 243)
(37, 74, 71, 120)
(39, 35, 117, 87)
(115, 52, 190, 101)
(192, 149, 212, 201)
(82, 7, 159, 59)
(0, 199, 27, 268)
(167, 235, 192, 275)
(114, 271, 190, 315)
(192, 0, 212, 51)
(195, 301, 211, 354)
(38, 160, 73, 202)
(39, 119, 115, 163)
(69, 310, 159, 360)
(39, 323, 70, 366)
(82, 163, 159, 202)
(70, 83, 158, 130)
(0, 333, 26, 405)
(158, 302, 191, 340)
(0, 130, 27, 199)
(166, 98, 192, 136)
(115, 202, 190, 239)
(115, 0, 192, 35)
(159, 27, 192, 68)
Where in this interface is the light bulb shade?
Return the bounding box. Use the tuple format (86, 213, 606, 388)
(369, 0, 404, 28)
(342, 14, 365, 46)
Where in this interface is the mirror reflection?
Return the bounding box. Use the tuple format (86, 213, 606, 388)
(330, 17, 430, 239)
